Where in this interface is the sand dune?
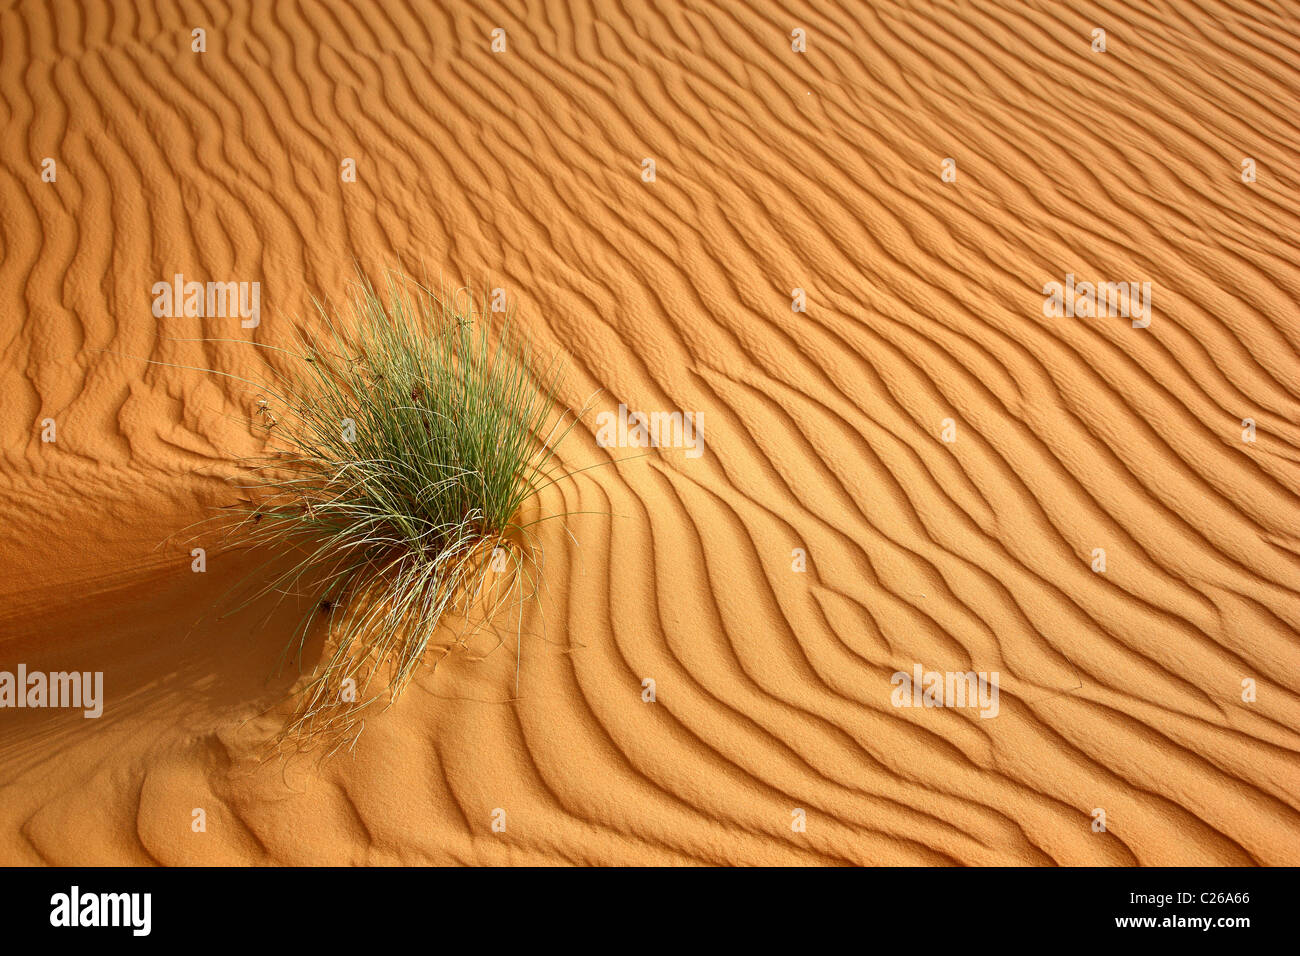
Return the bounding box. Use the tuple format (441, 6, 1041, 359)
(1, 0, 1298, 865)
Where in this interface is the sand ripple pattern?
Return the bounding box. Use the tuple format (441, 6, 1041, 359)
(0, 0, 1297, 865)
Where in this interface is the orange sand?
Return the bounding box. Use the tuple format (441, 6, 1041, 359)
(1, 0, 1298, 865)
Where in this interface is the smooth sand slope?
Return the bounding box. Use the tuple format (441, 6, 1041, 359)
(1, 0, 1298, 865)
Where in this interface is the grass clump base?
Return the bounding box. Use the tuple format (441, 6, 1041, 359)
(237, 271, 579, 755)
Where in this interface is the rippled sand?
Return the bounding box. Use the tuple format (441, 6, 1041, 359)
(1, 0, 1298, 865)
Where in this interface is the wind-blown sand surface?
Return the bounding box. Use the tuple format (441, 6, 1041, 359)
(1, 0, 1298, 865)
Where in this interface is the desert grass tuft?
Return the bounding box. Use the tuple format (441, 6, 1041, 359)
(229, 270, 587, 753)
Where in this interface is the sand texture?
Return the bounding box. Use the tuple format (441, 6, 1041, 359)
(1, 0, 1298, 865)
